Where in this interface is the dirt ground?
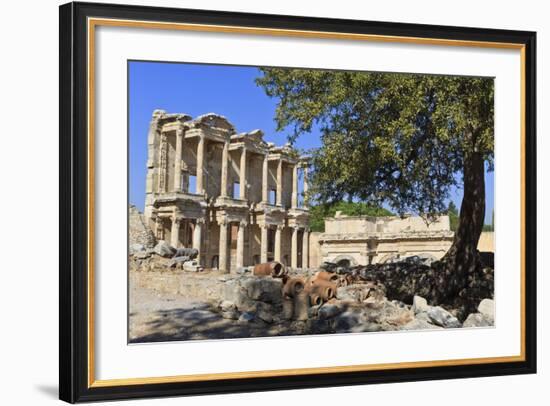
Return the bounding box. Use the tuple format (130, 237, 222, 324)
(129, 282, 306, 343)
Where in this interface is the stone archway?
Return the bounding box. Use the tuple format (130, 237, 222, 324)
(332, 255, 357, 268)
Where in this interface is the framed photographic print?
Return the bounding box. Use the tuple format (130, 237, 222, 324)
(59, 1, 537, 403)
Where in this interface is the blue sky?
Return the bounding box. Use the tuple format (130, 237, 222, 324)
(129, 61, 494, 225)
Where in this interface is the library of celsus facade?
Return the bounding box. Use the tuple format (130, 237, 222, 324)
(144, 110, 310, 273)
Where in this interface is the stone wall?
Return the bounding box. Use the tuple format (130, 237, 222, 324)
(308, 231, 322, 268)
(478, 231, 494, 252)
(129, 205, 156, 250)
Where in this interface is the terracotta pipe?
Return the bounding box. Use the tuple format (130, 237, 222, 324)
(252, 261, 285, 278)
(310, 280, 337, 301)
(282, 297, 294, 320)
(309, 294, 322, 306)
(293, 291, 310, 321)
(282, 277, 305, 298)
(313, 271, 339, 283)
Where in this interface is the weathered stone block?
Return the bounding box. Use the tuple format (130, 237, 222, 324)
(427, 306, 461, 328)
(412, 295, 429, 314)
(243, 277, 283, 304)
(477, 298, 495, 320)
(463, 312, 494, 328)
(153, 240, 176, 257)
(318, 303, 342, 320)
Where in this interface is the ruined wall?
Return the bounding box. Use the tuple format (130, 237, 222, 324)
(308, 231, 322, 268)
(325, 215, 451, 235)
(129, 205, 156, 249)
(478, 231, 495, 252)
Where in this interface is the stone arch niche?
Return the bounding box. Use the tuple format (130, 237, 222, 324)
(332, 255, 357, 267)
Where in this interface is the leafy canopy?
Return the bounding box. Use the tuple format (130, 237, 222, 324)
(256, 69, 494, 217)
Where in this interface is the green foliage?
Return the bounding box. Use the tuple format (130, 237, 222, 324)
(309, 202, 393, 232)
(256, 68, 494, 217)
(447, 201, 459, 231)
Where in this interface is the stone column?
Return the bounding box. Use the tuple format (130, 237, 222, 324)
(173, 129, 183, 192)
(302, 228, 309, 268)
(170, 217, 181, 248)
(193, 218, 203, 257)
(260, 224, 268, 263)
(220, 140, 229, 197)
(274, 225, 283, 262)
(262, 154, 269, 203)
(236, 221, 246, 269)
(218, 219, 229, 273)
(302, 164, 309, 208)
(239, 147, 247, 199)
(276, 159, 283, 206)
(196, 136, 205, 195)
(291, 226, 298, 268)
(291, 164, 298, 209)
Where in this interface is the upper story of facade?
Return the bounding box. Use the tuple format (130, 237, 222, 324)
(144, 110, 310, 217)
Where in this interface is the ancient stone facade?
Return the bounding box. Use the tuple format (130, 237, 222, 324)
(144, 110, 310, 272)
(317, 212, 454, 266)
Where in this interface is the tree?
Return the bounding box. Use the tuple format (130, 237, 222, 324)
(256, 68, 494, 300)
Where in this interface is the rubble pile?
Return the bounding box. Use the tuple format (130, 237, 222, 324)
(318, 255, 494, 321)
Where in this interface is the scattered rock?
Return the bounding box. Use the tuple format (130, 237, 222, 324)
(236, 266, 250, 274)
(427, 306, 462, 328)
(318, 303, 342, 320)
(134, 250, 152, 259)
(182, 260, 203, 272)
(153, 240, 176, 257)
(331, 311, 361, 332)
(256, 308, 274, 323)
(130, 243, 146, 254)
(463, 313, 494, 328)
(238, 312, 256, 323)
(168, 256, 190, 268)
(401, 318, 442, 331)
(243, 277, 283, 304)
(477, 299, 494, 319)
(412, 295, 429, 314)
(219, 300, 236, 312)
(173, 247, 198, 259)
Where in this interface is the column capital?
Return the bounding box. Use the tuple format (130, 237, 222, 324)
(195, 218, 206, 225)
(217, 217, 228, 227)
(239, 220, 248, 227)
(276, 224, 285, 231)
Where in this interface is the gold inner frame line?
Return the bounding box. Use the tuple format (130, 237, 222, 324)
(87, 17, 527, 388)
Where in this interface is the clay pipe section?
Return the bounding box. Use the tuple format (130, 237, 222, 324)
(312, 271, 339, 283)
(309, 280, 337, 301)
(282, 277, 305, 298)
(253, 261, 286, 278)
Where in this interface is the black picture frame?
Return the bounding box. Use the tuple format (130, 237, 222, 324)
(59, 1, 537, 403)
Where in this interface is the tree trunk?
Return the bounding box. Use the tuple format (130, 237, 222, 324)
(440, 150, 486, 296)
